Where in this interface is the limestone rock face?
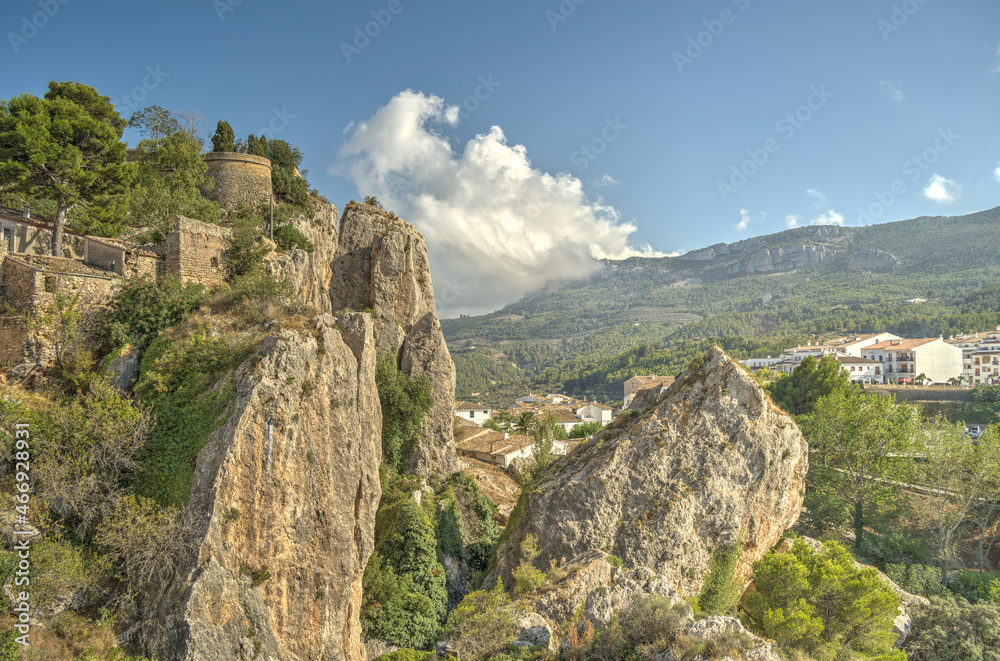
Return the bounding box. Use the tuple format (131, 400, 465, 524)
(489, 347, 807, 596)
(147, 313, 382, 661)
(266, 200, 340, 313)
(847, 248, 900, 272)
(330, 203, 458, 476)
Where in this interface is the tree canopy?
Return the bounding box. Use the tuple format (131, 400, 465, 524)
(768, 355, 853, 416)
(0, 87, 133, 246)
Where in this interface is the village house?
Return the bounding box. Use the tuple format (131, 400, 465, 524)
(456, 429, 571, 469)
(574, 401, 615, 425)
(833, 355, 884, 384)
(454, 400, 491, 425)
(859, 337, 962, 384)
(946, 330, 1000, 385)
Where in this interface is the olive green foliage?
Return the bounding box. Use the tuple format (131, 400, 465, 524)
(884, 564, 950, 599)
(96, 275, 208, 353)
(0, 380, 149, 538)
(0, 535, 110, 617)
(444, 472, 500, 573)
(364, 195, 384, 209)
(438, 499, 466, 560)
(768, 355, 852, 416)
(135, 323, 257, 506)
(375, 352, 434, 472)
(374, 650, 434, 661)
(96, 493, 188, 592)
(361, 553, 441, 649)
(128, 128, 222, 242)
(211, 120, 235, 152)
(226, 205, 271, 278)
(273, 223, 315, 253)
(443, 580, 521, 661)
(744, 538, 906, 660)
(905, 596, 1000, 661)
(269, 138, 308, 206)
(697, 538, 742, 615)
(0, 83, 132, 243)
(229, 268, 293, 307)
(512, 533, 546, 595)
(569, 421, 604, 438)
(246, 133, 269, 158)
(386, 500, 448, 621)
(127, 105, 180, 142)
(0, 631, 17, 661)
(45, 80, 127, 137)
(970, 384, 1000, 403)
(802, 388, 919, 547)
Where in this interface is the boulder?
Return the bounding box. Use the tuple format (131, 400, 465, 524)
(100, 344, 141, 395)
(489, 346, 808, 597)
(512, 612, 553, 650)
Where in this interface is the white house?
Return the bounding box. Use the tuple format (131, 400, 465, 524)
(456, 430, 572, 469)
(454, 401, 491, 424)
(824, 333, 901, 356)
(543, 407, 585, 433)
(947, 330, 1000, 385)
(833, 355, 884, 384)
(860, 338, 962, 384)
(575, 402, 614, 424)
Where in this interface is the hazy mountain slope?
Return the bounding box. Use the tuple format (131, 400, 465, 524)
(443, 207, 1000, 400)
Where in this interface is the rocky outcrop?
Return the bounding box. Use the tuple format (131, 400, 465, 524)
(266, 199, 340, 313)
(847, 248, 900, 272)
(146, 313, 382, 661)
(100, 344, 141, 395)
(330, 203, 458, 476)
(489, 347, 807, 597)
(728, 245, 838, 275)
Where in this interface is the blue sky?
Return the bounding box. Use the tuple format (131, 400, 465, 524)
(2, 0, 999, 316)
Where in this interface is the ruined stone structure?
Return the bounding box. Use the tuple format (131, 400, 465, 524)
(160, 216, 230, 286)
(0, 212, 231, 367)
(203, 152, 273, 209)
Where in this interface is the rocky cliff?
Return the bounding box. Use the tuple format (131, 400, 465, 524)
(489, 346, 807, 596)
(330, 203, 458, 476)
(265, 199, 340, 313)
(147, 313, 382, 661)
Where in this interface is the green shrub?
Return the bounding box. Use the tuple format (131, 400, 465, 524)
(437, 499, 466, 560)
(443, 581, 520, 661)
(229, 268, 293, 307)
(96, 275, 207, 352)
(375, 352, 433, 473)
(744, 538, 905, 660)
(512, 534, 546, 596)
(884, 563, 949, 599)
(374, 649, 433, 661)
(605, 554, 624, 568)
(134, 324, 256, 505)
(969, 384, 1000, 403)
(905, 595, 1000, 660)
(211, 120, 235, 152)
(226, 206, 270, 278)
(361, 553, 440, 649)
(273, 223, 314, 253)
(951, 569, 1000, 604)
(697, 539, 742, 616)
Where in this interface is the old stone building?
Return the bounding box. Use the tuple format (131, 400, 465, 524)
(0, 208, 231, 368)
(203, 152, 273, 209)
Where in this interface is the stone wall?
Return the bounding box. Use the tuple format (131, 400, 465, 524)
(864, 384, 972, 402)
(86, 239, 126, 275)
(0, 316, 25, 367)
(163, 216, 231, 286)
(203, 152, 273, 209)
(0, 257, 38, 313)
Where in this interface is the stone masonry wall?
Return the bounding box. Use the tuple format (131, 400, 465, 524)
(163, 216, 231, 286)
(203, 152, 273, 209)
(0, 258, 38, 313)
(0, 316, 25, 367)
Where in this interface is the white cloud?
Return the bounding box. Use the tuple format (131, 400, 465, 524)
(809, 210, 845, 226)
(342, 121, 355, 135)
(880, 81, 905, 102)
(336, 90, 663, 317)
(785, 214, 800, 228)
(593, 173, 619, 188)
(992, 44, 1000, 73)
(922, 174, 961, 203)
(736, 209, 751, 231)
(993, 165, 1000, 183)
(805, 188, 827, 206)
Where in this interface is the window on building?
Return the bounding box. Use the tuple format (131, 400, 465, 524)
(44, 276, 56, 293)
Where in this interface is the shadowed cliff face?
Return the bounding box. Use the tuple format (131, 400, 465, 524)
(330, 203, 458, 476)
(148, 313, 382, 661)
(489, 346, 808, 597)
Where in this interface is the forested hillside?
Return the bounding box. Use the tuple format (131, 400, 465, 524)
(443, 207, 1000, 401)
